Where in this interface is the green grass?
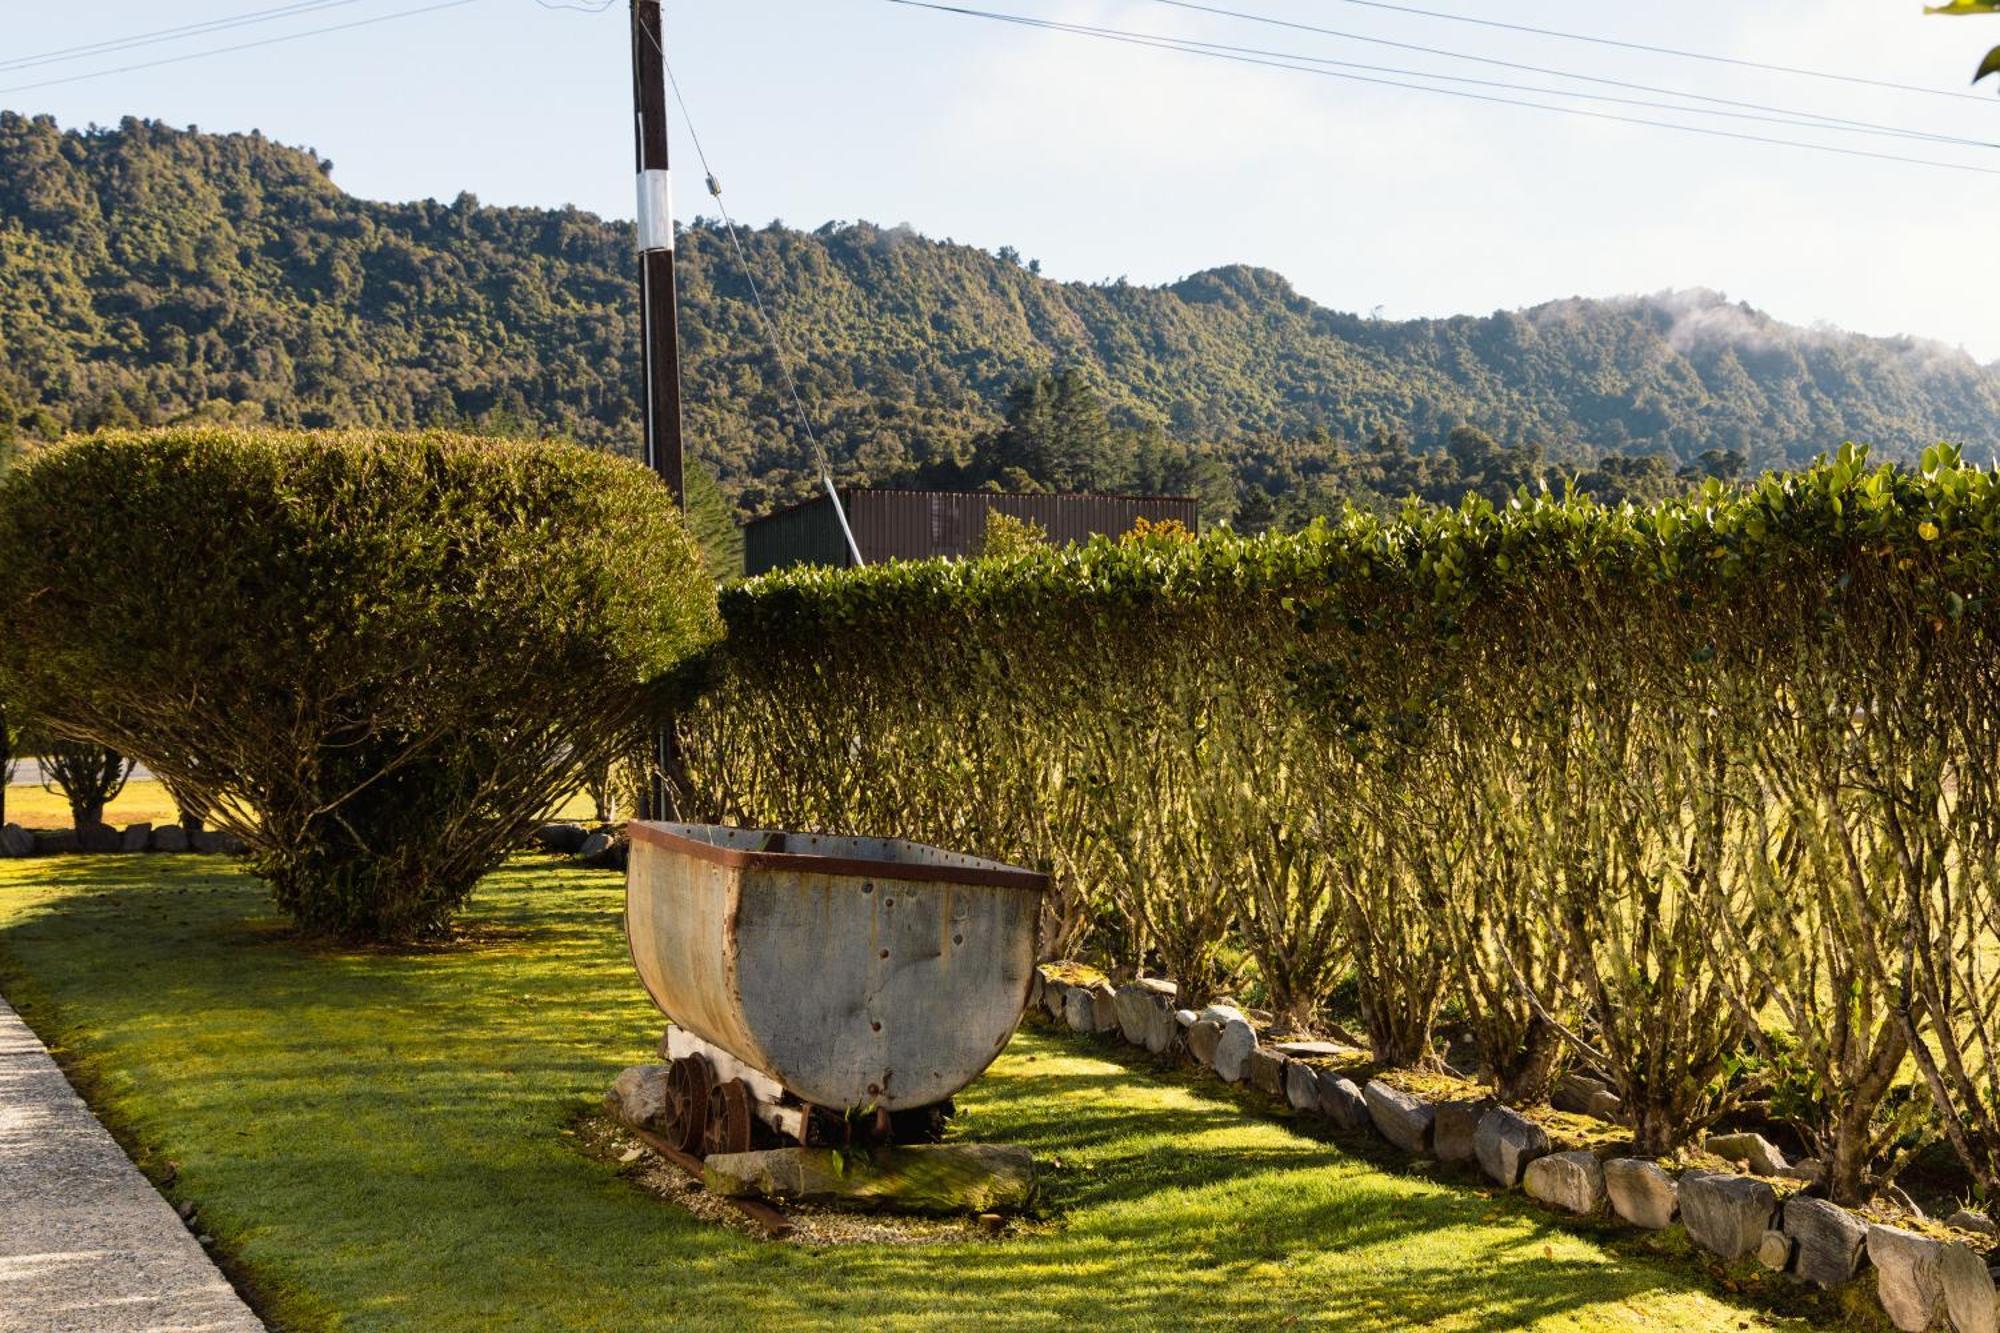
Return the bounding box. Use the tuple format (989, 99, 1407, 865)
(0, 856, 1842, 1330)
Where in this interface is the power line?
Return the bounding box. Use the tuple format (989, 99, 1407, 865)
(1319, 0, 1997, 105)
(1147, 0, 1994, 148)
(882, 0, 2000, 178)
(0, 0, 371, 74)
(637, 21, 847, 503)
(0, 0, 483, 96)
(1006, 11, 1994, 150)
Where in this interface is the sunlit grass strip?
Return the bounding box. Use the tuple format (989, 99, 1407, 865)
(0, 855, 1816, 1330)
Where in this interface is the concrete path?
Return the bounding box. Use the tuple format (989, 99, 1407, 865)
(0, 995, 261, 1332)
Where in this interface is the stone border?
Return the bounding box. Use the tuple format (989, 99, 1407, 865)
(531, 822, 628, 871)
(1031, 968, 2000, 1333)
(0, 821, 245, 859)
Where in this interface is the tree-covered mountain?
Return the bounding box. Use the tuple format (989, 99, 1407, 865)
(4, 112, 1998, 524)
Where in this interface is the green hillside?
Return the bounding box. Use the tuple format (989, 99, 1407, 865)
(4, 112, 1997, 521)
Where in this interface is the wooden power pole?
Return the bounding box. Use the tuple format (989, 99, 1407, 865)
(631, 0, 685, 507)
(631, 0, 685, 822)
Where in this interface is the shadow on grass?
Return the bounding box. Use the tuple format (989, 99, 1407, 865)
(0, 856, 1827, 1331)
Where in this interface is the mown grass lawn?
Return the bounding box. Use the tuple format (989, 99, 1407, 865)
(0, 856, 1846, 1330)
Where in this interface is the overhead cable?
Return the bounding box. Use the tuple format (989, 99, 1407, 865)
(882, 0, 2000, 178)
(0, 0, 483, 96)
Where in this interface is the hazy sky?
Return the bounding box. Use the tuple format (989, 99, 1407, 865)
(9, 0, 2000, 356)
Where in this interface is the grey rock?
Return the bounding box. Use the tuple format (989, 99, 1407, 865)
(703, 1143, 1036, 1212)
(1869, 1224, 1945, 1332)
(1134, 977, 1177, 1000)
(1678, 1172, 1777, 1261)
(33, 829, 78, 855)
(1063, 986, 1097, 1033)
(1318, 1075, 1371, 1132)
(1198, 1004, 1250, 1029)
(1524, 1150, 1606, 1215)
(1784, 1196, 1867, 1288)
(149, 824, 189, 854)
(603, 1064, 672, 1133)
(1603, 1158, 1678, 1229)
(1088, 985, 1120, 1033)
(1706, 1131, 1789, 1177)
(1951, 1209, 1999, 1238)
(1112, 986, 1154, 1045)
(1248, 1047, 1286, 1097)
(190, 829, 244, 855)
(1552, 1072, 1615, 1115)
(1363, 1080, 1434, 1155)
(120, 822, 152, 853)
(1028, 971, 1044, 1013)
(1757, 1229, 1794, 1272)
(1940, 1238, 1999, 1333)
(1114, 985, 1175, 1052)
(1269, 1041, 1352, 1060)
(1042, 982, 1067, 1022)
(1174, 1009, 1198, 1029)
(77, 823, 123, 853)
(1432, 1100, 1487, 1166)
(1212, 1020, 1256, 1083)
(1185, 1018, 1223, 1067)
(535, 821, 590, 854)
(575, 831, 614, 863)
(1285, 1060, 1320, 1112)
(1143, 1003, 1179, 1055)
(1474, 1106, 1551, 1188)
(0, 824, 31, 857)
(1776, 1161, 1826, 1186)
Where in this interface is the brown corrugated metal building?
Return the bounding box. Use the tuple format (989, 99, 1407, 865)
(743, 489, 1199, 576)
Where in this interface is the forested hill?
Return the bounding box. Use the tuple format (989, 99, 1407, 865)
(5, 111, 1998, 521)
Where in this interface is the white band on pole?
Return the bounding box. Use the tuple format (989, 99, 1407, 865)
(636, 169, 674, 253)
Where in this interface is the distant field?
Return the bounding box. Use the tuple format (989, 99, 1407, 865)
(3, 778, 182, 830)
(3, 778, 598, 831)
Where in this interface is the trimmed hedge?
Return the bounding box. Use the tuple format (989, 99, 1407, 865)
(680, 444, 2000, 1201)
(0, 429, 720, 940)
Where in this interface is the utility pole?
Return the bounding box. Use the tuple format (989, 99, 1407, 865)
(631, 0, 685, 507)
(631, 0, 684, 822)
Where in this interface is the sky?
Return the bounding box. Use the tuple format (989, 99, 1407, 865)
(7, 0, 2000, 357)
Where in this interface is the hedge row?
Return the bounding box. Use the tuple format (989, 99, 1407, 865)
(677, 444, 2000, 1206)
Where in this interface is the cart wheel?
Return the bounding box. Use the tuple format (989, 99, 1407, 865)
(662, 1054, 713, 1154)
(888, 1102, 952, 1145)
(703, 1078, 754, 1157)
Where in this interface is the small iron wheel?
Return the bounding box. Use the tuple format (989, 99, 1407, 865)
(887, 1102, 952, 1145)
(703, 1078, 754, 1157)
(662, 1054, 713, 1154)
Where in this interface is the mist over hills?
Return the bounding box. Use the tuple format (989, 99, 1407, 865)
(3, 112, 1995, 521)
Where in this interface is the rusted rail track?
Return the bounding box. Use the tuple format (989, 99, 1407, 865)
(629, 1126, 794, 1239)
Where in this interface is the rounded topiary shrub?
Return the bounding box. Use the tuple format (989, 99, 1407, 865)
(0, 429, 720, 940)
